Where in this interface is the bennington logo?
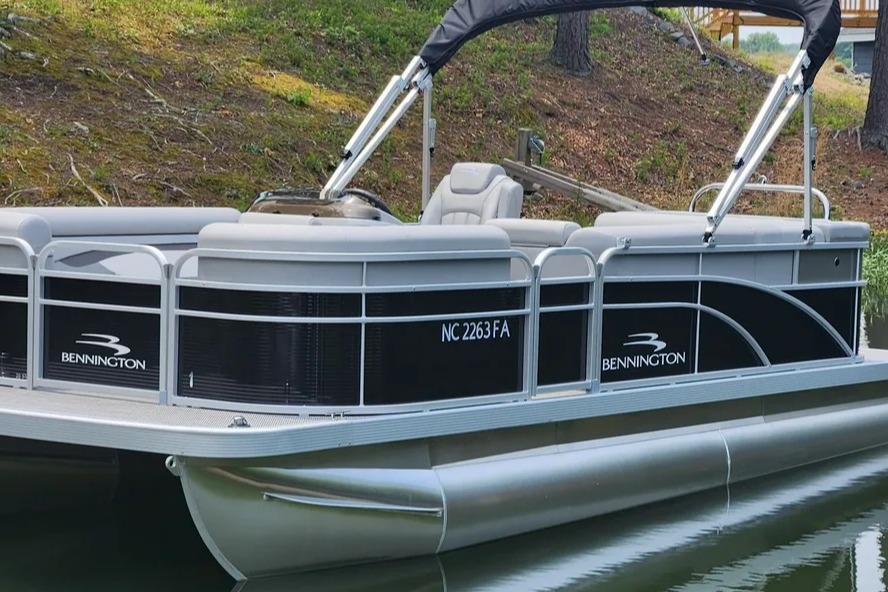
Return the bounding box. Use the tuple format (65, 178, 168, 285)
(61, 333, 147, 371)
(602, 332, 687, 372)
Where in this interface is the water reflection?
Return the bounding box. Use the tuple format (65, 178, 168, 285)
(0, 482, 231, 591)
(239, 447, 888, 592)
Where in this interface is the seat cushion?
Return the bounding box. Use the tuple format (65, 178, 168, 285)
(8, 206, 241, 237)
(199, 222, 511, 253)
(594, 211, 866, 243)
(485, 219, 580, 247)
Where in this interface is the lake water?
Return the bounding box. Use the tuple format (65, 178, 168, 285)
(5, 317, 888, 592)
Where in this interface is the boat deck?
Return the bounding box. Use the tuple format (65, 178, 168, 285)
(0, 348, 887, 460)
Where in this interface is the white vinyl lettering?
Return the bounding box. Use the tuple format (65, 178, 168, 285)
(602, 351, 687, 372)
(61, 351, 147, 371)
(441, 319, 512, 343)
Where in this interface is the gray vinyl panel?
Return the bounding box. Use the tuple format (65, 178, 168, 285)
(700, 252, 793, 285)
(797, 249, 858, 283)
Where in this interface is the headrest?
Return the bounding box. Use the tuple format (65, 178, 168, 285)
(448, 163, 507, 194)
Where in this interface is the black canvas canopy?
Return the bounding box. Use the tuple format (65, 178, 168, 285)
(419, 0, 840, 88)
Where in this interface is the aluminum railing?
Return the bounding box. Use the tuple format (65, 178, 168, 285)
(168, 247, 536, 415)
(33, 241, 171, 400)
(0, 237, 868, 414)
(0, 237, 35, 389)
(690, 182, 831, 220)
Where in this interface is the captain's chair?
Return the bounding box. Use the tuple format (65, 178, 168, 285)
(420, 163, 523, 224)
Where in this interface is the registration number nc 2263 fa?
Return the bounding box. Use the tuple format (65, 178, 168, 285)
(441, 319, 511, 343)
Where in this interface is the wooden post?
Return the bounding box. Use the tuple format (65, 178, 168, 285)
(513, 129, 536, 193)
(515, 128, 533, 165)
(732, 12, 740, 49)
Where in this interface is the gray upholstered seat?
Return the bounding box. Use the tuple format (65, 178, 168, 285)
(421, 163, 523, 225)
(238, 212, 397, 227)
(593, 211, 870, 243)
(486, 218, 583, 278)
(7, 206, 241, 238)
(196, 223, 514, 287)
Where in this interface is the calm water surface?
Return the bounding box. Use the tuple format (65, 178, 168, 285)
(5, 317, 888, 592)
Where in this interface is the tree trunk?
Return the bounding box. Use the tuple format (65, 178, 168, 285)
(550, 11, 592, 76)
(863, 0, 888, 151)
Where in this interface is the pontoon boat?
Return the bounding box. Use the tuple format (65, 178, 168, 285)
(0, 0, 885, 582)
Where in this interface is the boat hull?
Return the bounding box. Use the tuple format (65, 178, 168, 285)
(173, 381, 888, 580)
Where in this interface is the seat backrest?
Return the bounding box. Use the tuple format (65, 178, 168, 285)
(421, 163, 523, 225)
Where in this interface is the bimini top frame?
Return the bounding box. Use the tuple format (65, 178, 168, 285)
(321, 0, 841, 242)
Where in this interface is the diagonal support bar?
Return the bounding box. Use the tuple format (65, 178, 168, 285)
(321, 56, 424, 199)
(703, 51, 809, 242)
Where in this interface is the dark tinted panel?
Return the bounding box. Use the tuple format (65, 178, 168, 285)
(540, 283, 589, 307)
(787, 287, 857, 349)
(179, 287, 361, 318)
(177, 317, 360, 406)
(604, 281, 698, 304)
(366, 288, 523, 317)
(601, 307, 696, 383)
(43, 307, 160, 389)
(45, 278, 160, 308)
(697, 312, 764, 373)
(701, 282, 848, 364)
(364, 316, 524, 404)
(0, 301, 28, 380)
(538, 310, 588, 385)
(0, 274, 28, 298)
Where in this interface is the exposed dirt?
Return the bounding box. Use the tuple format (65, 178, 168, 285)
(0, 7, 885, 226)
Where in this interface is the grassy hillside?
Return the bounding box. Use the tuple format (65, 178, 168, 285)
(0, 0, 885, 225)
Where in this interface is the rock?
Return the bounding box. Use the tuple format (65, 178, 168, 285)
(16, 51, 37, 61)
(677, 36, 692, 48)
(670, 30, 684, 40)
(0, 26, 9, 38)
(627, 6, 648, 15)
(72, 122, 89, 135)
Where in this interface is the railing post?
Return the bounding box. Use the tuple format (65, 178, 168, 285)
(421, 81, 435, 210)
(803, 87, 815, 241)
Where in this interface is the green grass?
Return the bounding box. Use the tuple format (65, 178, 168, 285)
(864, 230, 888, 317)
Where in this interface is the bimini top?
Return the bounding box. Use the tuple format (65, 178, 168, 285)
(419, 0, 840, 88)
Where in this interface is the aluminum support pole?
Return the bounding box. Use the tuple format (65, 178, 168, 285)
(733, 75, 790, 167)
(322, 76, 404, 199)
(328, 87, 422, 196)
(422, 81, 435, 209)
(703, 51, 810, 241)
(321, 56, 424, 199)
(705, 86, 804, 241)
(680, 8, 708, 64)
(803, 87, 815, 241)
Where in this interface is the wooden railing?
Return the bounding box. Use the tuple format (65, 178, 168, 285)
(691, 0, 879, 44)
